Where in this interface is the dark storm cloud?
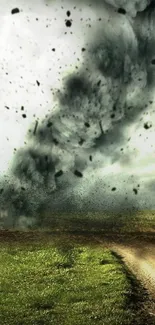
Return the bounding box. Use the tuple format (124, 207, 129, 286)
(103, 0, 151, 14)
(12, 147, 56, 187)
(133, 5, 155, 85)
(46, 0, 151, 12)
(45, 0, 152, 18)
(0, 0, 155, 229)
(88, 30, 135, 80)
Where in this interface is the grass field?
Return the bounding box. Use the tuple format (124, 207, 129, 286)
(35, 210, 155, 234)
(124, 210, 155, 233)
(1, 210, 155, 234)
(0, 231, 146, 325)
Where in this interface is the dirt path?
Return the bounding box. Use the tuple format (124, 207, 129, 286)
(112, 244, 155, 316)
(93, 235, 155, 318)
(112, 245, 155, 297)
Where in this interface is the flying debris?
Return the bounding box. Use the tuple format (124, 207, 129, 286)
(118, 8, 126, 14)
(33, 121, 38, 135)
(11, 8, 20, 14)
(97, 80, 101, 86)
(113, 104, 117, 112)
(65, 19, 72, 27)
(99, 121, 104, 134)
(66, 10, 71, 17)
(53, 138, 59, 145)
(47, 121, 52, 128)
(144, 122, 152, 129)
(79, 138, 85, 146)
(85, 122, 90, 128)
(2, 0, 155, 222)
(55, 170, 63, 178)
(74, 170, 83, 178)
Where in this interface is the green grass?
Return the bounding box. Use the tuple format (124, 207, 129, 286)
(121, 211, 155, 233)
(35, 210, 155, 234)
(0, 234, 138, 325)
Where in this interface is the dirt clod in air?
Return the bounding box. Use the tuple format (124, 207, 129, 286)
(74, 170, 83, 178)
(11, 8, 20, 14)
(55, 170, 63, 178)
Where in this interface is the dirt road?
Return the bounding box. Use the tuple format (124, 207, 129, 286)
(112, 244, 155, 317)
(113, 245, 155, 296)
(93, 235, 155, 317)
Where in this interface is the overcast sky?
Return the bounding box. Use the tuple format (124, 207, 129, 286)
(0, 0, 155, 228)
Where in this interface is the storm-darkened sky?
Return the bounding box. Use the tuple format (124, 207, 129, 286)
(0, 0, 155, 229)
